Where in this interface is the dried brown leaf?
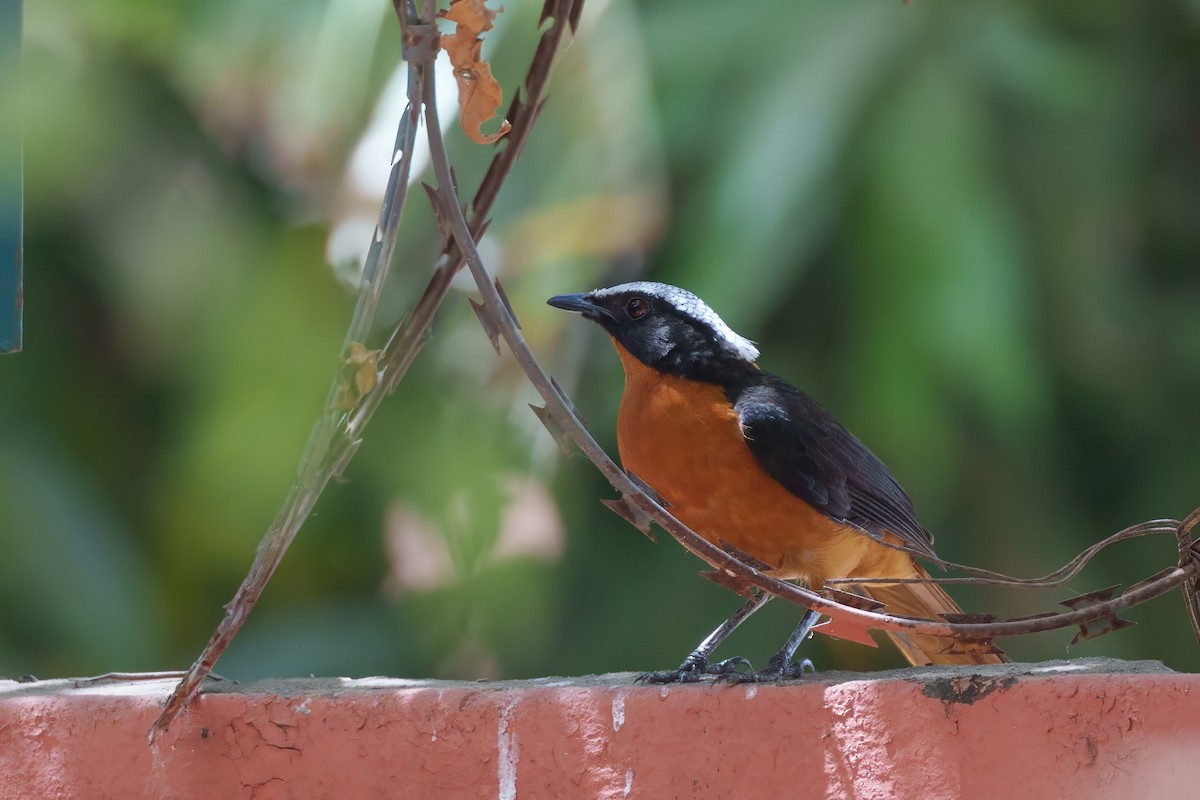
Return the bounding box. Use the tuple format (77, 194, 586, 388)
(439, 0, 512, 145)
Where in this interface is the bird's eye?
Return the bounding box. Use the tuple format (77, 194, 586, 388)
(625, 297, 650, 320)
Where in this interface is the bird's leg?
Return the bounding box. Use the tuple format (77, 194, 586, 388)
(748, 607, 822, 681)
(637, 593, 773, 684)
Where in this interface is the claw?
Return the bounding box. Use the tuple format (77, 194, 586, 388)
(636, 654, 756, 685)
(708, 657, 756, 684)
(706, 657, 754, 675)
(752, 656, 816, 682)
(636, 655, 705, 684)
(636, 667, 700, 685)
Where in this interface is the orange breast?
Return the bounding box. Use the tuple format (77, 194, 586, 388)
(611, 340, 912, 586)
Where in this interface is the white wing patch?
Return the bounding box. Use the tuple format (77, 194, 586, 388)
(592, 281, 760, 362)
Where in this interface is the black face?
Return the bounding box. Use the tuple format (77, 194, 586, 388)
(547, 289, 754, 384)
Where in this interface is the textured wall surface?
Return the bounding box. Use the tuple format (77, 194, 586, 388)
(1, 659, 1196, 800)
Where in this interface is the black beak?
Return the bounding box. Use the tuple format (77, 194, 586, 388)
(547, 292, 613, 322)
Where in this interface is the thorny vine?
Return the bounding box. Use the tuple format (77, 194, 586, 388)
(149, 0, 1200, 742)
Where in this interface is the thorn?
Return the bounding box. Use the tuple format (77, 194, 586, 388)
(531, 97, 550, 127)
(469, 297, 502, 356)
(1069, 614, 1136, 646)
(1060, 585, 1136, 645)
(601, 494, 656, 541)
(420, 180, 439, 209)
(474, 217, 494, 241)
(332, 438, 362, 483)
(1059, 584, 1122, 611)
(548, 376, 586, 424)
(392, 108, 413, 157)
(493, 277, 521, 329)
(362, 238, 384, 277)
(421, 182, 451, 250)
(818, 589, 888, 647)
(538, 0, 555, 28)
(529, 403, 577, 455)
(568, 0, 584, 33)
(699, 569, 757, 600)
(624, 469, 668, 508)
(814, 589, 890, 648)
(814, 615, 878, 648)
(505, 88, 524, 127)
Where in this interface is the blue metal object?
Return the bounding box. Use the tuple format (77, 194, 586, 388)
(1, 0, 22, 354)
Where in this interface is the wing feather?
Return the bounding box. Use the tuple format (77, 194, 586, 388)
(733, 376, 937, 560)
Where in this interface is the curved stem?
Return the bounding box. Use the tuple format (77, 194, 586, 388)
(419, 42, 1200, 649)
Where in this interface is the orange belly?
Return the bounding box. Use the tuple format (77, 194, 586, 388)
(612, 341, 912, 587)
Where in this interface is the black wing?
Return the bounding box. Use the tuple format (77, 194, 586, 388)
(732, 374, 937, 560)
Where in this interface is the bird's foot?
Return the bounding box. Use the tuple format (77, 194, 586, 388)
(748, 654, 816, 682)
(636, 655, 755, 685)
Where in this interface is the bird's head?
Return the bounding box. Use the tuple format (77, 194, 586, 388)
(547, 282, 759, 382)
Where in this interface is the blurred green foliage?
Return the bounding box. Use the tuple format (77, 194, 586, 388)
(2, 0, 1200, 682)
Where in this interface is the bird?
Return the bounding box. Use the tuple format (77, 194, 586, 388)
(548, 281, 1008, 681)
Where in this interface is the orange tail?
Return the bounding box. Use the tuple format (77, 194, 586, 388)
(858, 565, 1010, 666)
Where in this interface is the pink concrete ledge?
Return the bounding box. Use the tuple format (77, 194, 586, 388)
(1, 658, 1196, 799)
